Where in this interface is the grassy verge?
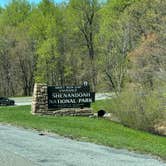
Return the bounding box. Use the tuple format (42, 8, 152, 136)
(91, 99, 113, 112)
(0, 105, 166, 160)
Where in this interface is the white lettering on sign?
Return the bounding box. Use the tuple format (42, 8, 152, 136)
(52, 93, 91, 98)
(47, 85, 95, 108)
(49, 99, 76, 104)
(57, 99, 76, 104)
(78, 98, 92, 103)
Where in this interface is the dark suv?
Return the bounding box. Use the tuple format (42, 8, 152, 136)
(0, 97, 15, 106)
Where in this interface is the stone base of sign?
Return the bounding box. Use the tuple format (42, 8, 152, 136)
(31, 83, 93, 116)
(33, 108, 93, 116)
(31, 83, 48, 114)
(32, 107, 93, 117)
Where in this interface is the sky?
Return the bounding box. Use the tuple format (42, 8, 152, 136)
(0, 0, 64, 7)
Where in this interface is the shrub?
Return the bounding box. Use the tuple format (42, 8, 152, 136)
(110, 89, 166, 133)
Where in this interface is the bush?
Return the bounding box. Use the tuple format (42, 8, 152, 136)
(110, 89, 166, 133)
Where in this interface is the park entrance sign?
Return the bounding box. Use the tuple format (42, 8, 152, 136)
(32, 83, 95, 116)
(48, 85, 95, 109)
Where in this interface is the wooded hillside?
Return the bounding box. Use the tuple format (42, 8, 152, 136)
(0, 0, 165, 96)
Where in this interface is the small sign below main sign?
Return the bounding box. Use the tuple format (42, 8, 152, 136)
(48, 83, 95, 109)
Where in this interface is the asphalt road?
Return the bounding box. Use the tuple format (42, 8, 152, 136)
(0, 124, 165, 166)
(10, 97, 32, 106)
(10, 93, 113, 106)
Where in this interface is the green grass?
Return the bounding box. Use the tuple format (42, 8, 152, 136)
(91, 99, 113, 112)
(0, 105, 166, 160)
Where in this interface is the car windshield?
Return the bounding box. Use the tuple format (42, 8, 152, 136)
(0, 97, 8, 100)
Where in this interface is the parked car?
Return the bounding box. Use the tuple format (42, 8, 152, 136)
(0, 97, 15, 106)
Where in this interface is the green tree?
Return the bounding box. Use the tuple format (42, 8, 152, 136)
(2, 0, 31, 26)
(29, 0, 69, 85)
(126, 0, 166, 89)
(98, 0, 136, 93)
(0, 0, 35, 96)
(67, 0, 101, 90)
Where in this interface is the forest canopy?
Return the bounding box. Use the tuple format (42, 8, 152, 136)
(0, 0, 165, 96)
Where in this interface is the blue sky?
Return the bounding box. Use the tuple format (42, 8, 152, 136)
(0, 0, 65, 7)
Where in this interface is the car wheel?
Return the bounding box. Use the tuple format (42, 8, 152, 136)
(9, 102, 13, 105)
